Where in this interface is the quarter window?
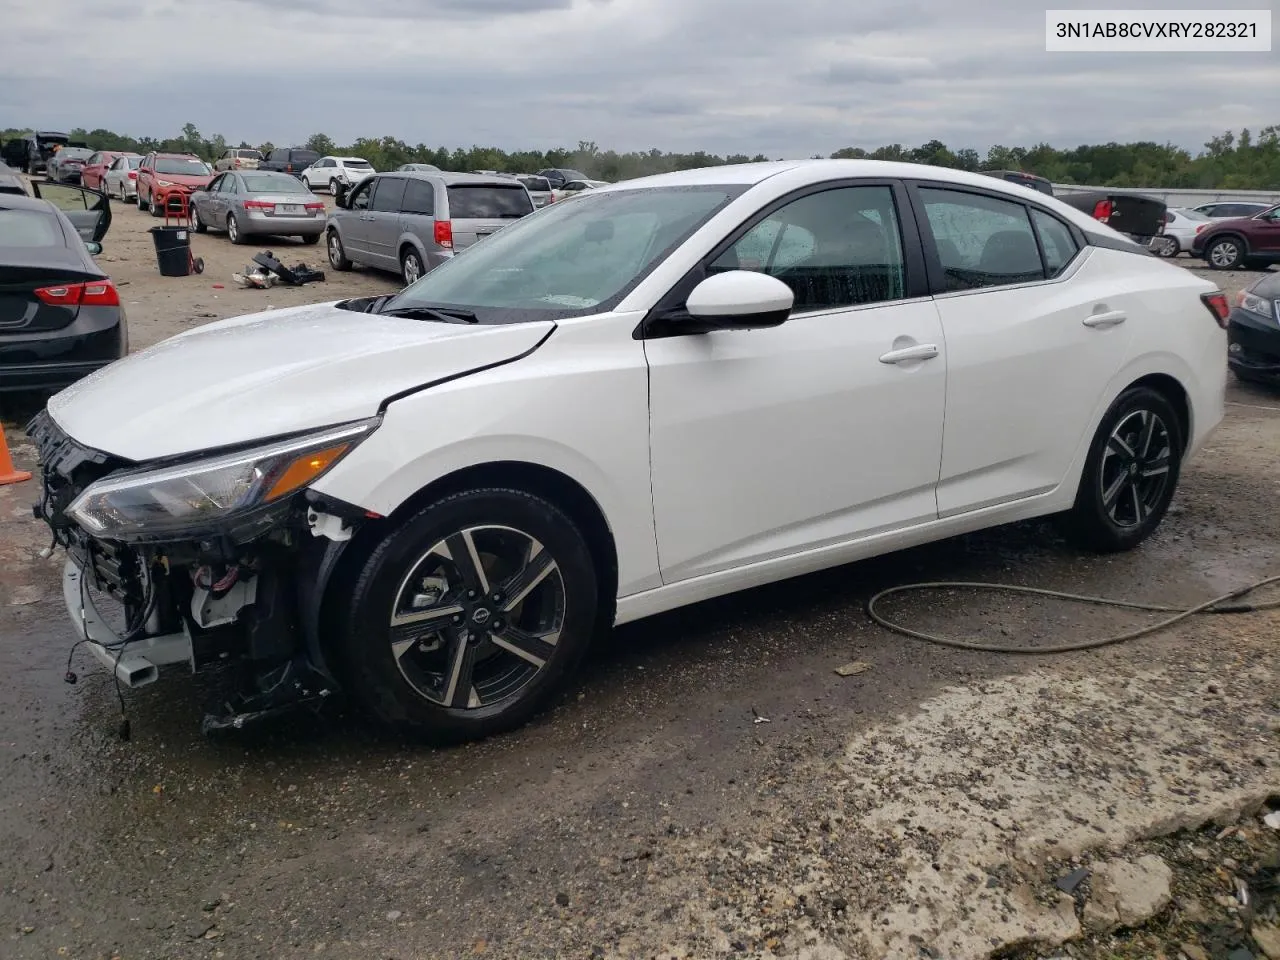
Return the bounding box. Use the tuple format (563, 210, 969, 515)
(710, 185, 907, 311)
(402, 179, 435, 216)
(919, 188, 1044, 291)
(1030, 209, 1078, 278)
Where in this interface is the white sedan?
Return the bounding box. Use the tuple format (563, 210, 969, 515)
(30, 160, 1227, 741)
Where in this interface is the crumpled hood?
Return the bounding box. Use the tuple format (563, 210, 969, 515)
(48, 300, 554, 461)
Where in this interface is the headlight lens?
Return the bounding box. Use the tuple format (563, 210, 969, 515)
(1239, 290, 1276, 321)
(66, 419, 377, 540)
(156, 179, 175, 187)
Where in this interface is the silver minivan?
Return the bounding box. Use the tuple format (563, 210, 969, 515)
(326, 172, 535, 284)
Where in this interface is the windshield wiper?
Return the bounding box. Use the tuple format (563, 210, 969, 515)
(379, 305, 478, 324)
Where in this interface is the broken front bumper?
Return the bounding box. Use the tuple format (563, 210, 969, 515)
(61, 556, 192, 688)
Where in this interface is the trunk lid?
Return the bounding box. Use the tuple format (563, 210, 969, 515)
(0, 263, 95, 333)
(1059, 191, 1168, 239)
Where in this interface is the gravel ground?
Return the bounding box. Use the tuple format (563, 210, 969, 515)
(0, 194, 1277, 960)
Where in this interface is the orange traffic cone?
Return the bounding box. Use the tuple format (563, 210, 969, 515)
(0, 428, 32, 485)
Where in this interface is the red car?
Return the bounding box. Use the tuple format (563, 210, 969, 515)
(136, 152, 214, 217)
(80, 150, 137, 192)
(1192, 204, 1280, 271)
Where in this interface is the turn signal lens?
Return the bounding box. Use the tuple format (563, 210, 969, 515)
(265, 444, 352, 501)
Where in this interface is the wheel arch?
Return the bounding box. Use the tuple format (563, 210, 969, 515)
(1206, 231, 1250, 255)
(398, 235, 426, 265)
(315, 459, 620, 670)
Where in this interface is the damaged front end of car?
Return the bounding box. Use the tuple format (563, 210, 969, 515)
(27, 409, 381, 733)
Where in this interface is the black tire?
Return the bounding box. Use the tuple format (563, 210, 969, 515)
(401, 247, 424, 285)
(148, 193, 162, 217)
(339, 488, 599, 743)
(227, 214, 245, 244)
(327, 229, 351, 270)
(192, 256, 205, 274)
(136, 188, 145, 210)
(1205, 235, 1245, 270)
(301, 233, 320, 245)
(329, 178, 340, 196)
(191, 203, 207, 233)
(1059, 386, 1184, 552)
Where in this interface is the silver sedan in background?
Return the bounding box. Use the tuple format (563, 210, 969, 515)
(1151, 207, 1214, 257)
(189, 170, 326, 245)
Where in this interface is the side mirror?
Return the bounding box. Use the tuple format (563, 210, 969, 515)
(684, 270, 793, 330)
(85, 241, 102, 256)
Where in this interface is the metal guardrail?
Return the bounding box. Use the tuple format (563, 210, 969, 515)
(1053, 184, 1280, 207)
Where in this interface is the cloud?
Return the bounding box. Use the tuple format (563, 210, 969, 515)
(0, 0, 1273, 158)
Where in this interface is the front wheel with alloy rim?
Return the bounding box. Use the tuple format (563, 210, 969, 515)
(328, 230, 352, 270)
(1059, 385, 1183, 552)
(190, 203, 206, 232)
(149, 193, 162, 217)
(1206, 236, 1244, 270)
(136, 189, 145, 210)
(339, 488, 599, 742)
(401, 248, 424, 285)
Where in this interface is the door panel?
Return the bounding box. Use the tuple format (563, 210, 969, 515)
(646, 182, 946, 583)
(31, 182, 110, 241)
(366, 177, 407, 267)
(912, 186, 1133, 515)
(339, 180, 377, 257)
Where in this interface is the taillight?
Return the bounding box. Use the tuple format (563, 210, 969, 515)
(1201, 291, 1230, 329)
(434, 220, 453, 248)
(234, 158, 242, 167)
(34, 280, 120, 307)
(304, 202, 324, 211)
(1092, 199, 1114, 223)
(128, 171, 137, 179)
(1195, 224, 1206, 234)
(244, 200, 274, 210)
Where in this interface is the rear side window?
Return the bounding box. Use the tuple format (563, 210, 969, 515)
(402, 180, 435, 216)
(1030, 209, 1078, 278)
(294, 151, 319, 166)
(0, 209, 61, 246)
(446, 185, 534, 219)
(919, 188, 1045, 291)
(371, 177, 408, 213)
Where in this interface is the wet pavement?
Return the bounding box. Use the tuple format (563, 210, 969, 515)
(1, 267, 1278, 960)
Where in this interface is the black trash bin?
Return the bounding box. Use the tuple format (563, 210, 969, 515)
(149, 225, 190, 277)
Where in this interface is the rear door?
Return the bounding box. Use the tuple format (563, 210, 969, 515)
(910, 181, 1132, 515)
(365, 176, 408, 269)
(30, 182, 111, 242)
(445, 182, 533, 250)
(399, 178, 437, 253)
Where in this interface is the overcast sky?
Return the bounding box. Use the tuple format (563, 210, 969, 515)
(0, 0, 1275, 157)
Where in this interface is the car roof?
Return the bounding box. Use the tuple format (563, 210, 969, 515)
(154, 152, 202, 159)
(333, 156, 370, 163)
(381, 171, 527, 187)
(0, 192, 57, 213)
(0, 162, 27, 195)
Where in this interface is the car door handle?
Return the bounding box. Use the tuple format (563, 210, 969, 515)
(879, 343, 940, 364)
(1083, 309, 1127, 327)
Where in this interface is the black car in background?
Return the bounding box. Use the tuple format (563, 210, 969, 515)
(984, 169, 1167, 246)
(1226, 273, 1280, 386)
(0, 191, 125, 393)
(0, 131, 78, 175)
(535, 167, 589, 189)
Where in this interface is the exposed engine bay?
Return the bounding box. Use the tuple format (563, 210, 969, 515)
(28, 409, 372, 732)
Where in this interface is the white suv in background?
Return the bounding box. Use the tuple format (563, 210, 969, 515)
(302, 156, 376, 194)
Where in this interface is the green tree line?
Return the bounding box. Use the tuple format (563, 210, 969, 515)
(4, 122, 1278, 189)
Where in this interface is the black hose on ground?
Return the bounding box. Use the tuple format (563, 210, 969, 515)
(865, 575, 1280, 654)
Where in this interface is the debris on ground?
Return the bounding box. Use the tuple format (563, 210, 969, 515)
(252, 251, 325, 286)
(833, 661, 872, 677)
(232, 265, 278, 289)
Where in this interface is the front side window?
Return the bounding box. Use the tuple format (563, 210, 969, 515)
(919, 187, 1044, 291)
(710, 185, 907, 311)
(382, 185, 742, 322)
(347, 179, 374, 210)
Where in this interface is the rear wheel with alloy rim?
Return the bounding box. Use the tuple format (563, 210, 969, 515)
(227, 214, 243, 244)
(340, 488, 599, 742)
(149, 193, 161, 217)
(401, 248, 424, 285)
(1059, 386, 1183, 552)
(191, 203, 206, 232)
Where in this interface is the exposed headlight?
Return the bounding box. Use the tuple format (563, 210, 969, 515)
(156, 179, 175, 187)
(1239, 290, 1277, 321)
(66, 419, 378, 541)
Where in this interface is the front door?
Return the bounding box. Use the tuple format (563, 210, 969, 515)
(1249, 207, 1280, 254)
(645, 182, 947, 583)
(30, 182, 111, 242)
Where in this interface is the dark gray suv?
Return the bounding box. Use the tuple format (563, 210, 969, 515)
(326, 172, 536, 284)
